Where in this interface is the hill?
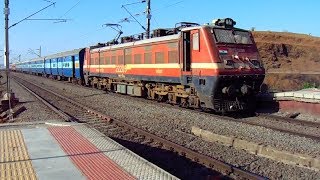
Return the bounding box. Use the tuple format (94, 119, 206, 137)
(252, 31, 320, 91)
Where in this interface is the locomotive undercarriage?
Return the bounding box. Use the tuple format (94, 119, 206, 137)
(87, 76, 258, 113)
(88, 76, 201, 109)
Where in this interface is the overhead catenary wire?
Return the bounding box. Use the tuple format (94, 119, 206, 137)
(9, 1, 57, 29)
(59, 0, 82, 18)
(63, 0, 185, 45)
(119, 0, 184, 28)
(26, 18, 70, 21)
(121, 5, 146, 31)
(19, 0, 186, 59)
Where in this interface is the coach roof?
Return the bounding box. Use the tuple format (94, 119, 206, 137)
(45, 48, 85, 60)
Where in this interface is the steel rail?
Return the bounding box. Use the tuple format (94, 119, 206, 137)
(258, 114, 320, 129)
(14, 79, 72, 122)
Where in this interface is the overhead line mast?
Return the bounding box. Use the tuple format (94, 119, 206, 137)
(146, 0, 151, 39)
(4, 0, 12, 118)
(121, 0, 151, 39)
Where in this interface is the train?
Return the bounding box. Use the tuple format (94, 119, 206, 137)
(12, 18, 265, 113)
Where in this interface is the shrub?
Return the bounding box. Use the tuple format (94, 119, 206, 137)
(303, 82, 317, 89)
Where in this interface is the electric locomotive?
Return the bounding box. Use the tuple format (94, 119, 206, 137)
(85, 18, 265, 112)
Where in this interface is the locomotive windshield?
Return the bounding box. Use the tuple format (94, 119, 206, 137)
(213, 28, 253, 44)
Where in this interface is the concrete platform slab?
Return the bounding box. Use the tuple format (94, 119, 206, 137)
(0, 122, 178, 180)
(22, 128, 86, 180)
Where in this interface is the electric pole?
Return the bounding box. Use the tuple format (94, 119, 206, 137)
(146, 0, 151, 39)
(4, 0, 13, 119)
(4, 0, 10, 93)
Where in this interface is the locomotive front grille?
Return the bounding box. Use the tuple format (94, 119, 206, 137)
(213, 99, 244, 112)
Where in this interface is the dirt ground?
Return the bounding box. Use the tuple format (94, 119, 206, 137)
(252, 31, 320, 91)
(264, 73, 320, 92)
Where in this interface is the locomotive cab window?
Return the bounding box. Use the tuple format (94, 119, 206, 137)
(192, 32, 199, 51)
(213, 28, 253, 44)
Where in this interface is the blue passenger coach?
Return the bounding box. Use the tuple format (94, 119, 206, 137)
(43, 48, 85, 83)
(14, 48, 85, 84)
(28, 57, 44, 75)
(15, 61, 29, 72)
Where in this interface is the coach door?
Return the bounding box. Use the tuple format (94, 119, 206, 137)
(181, 31, 192, 84)
(72, 56, 76, 78)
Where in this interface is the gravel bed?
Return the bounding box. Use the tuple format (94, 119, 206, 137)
(242, 116, 320, 139)
(1, 74, 61, 122)
(273, 111, 320, 123)
(14, 72, 320, 179)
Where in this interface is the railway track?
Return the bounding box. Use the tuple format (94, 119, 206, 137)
(109, 91, 320, 141)
(12, 74, 265, 179)
(258, 114, 320, 129)
(241, 114, 320, 141)
(112, 90, 320, 141)
(15, 72, 320, 142)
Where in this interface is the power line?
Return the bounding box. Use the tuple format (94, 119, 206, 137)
(121, 4, 146, 31)
(9, 1, 57, 29)
(119, 0, 184, 29)
(26, 18, 70, 21)
(58, 0, 82, 18)
(152, 0, 184, 14)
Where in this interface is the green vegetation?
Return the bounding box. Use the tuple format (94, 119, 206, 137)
(303, 82, 318, 89)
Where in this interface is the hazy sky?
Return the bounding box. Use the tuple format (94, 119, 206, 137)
(0, 0, 319, 63)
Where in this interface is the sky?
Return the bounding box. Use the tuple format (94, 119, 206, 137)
(0, 0, 319, 63)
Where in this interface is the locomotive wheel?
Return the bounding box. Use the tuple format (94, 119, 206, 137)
(157, 95, 163, 102)
(77, 80, 82, 86)
(180, 98, 188, 108)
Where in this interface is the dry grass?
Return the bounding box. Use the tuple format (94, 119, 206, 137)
(252, 31, 320, 91)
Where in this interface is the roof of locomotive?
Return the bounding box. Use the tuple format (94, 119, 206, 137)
(91, 33, 181, 53)
(90, 23, 249, 53)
